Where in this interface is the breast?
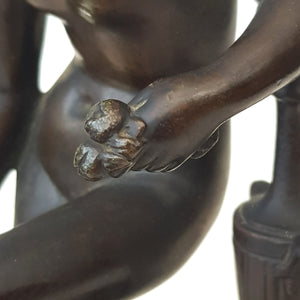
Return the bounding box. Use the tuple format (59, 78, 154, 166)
(64, 0, 237, 88)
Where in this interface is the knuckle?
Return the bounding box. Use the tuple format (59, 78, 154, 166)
(84, 99, 131, 143)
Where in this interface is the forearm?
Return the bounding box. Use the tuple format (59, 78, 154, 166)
(134, 0, 300, 132)
(187, 0, 300, 124)
(127, 0, 300, 147)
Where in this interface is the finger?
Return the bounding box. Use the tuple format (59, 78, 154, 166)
(118, 117, 146, 140)
(101, 152, 132, 178)
(107, 137, 142, 162)
(161, 161, 183, 173)
(191, 129, 219, 159)
(131, 152, 157, 172)
(151, 156, 188, 173)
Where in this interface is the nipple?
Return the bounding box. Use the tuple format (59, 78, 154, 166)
(70, 0, 111, 24)
(75, 0, 96, 24)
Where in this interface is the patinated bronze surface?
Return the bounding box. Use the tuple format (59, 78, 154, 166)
(1, 0, 300, 299)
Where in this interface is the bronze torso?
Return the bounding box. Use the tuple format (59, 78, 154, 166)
(17, 0, 236, 217)
(2, 0, 300, 298)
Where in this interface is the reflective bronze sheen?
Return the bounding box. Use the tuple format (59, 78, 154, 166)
(1, 0, 300, 299)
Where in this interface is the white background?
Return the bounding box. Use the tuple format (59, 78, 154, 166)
(0, 1, 277, 299)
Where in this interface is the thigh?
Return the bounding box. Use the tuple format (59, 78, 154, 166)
(16, 63, 230, 229)
(10, 123, 229, 299)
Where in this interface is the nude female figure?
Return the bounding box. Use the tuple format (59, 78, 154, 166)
(0, 0, 300, 299)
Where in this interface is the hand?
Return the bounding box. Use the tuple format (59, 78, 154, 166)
(74, 79, 219, 181)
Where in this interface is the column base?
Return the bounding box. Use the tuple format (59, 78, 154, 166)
(234, 201, 300, 300)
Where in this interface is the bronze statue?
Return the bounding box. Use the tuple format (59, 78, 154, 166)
(1, 0, 300, 298)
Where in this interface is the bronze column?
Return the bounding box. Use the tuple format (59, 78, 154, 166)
(234, 79, 300, 300)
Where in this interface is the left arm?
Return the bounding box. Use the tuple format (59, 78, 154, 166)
(0, 0, 44, 177)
